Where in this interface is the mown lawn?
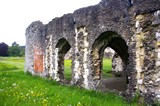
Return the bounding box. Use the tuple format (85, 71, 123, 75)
(64, 58, 112, 80)
(0, 57, 137, 106)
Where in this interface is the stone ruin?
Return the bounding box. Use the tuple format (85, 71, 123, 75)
(25, 0, 160, 105)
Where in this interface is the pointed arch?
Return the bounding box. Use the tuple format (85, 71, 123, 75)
(92, 31, 129, 91)
(55, 38, 71, 81)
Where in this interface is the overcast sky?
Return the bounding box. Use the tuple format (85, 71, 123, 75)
(0, 0, 101, 46)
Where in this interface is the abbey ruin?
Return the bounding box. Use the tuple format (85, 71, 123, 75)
(25, 0, 160, 105)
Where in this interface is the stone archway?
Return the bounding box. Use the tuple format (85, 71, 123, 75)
(25, 0, 160, 104)
(54, 38, 71, 82)
(92, 31, 129, 91)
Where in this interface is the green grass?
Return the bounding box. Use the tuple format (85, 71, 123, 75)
(103, 58, 112, 72)
(0, 57, 138, 106)
(102, 58, 113, 78)
(64, 58, 113, 80)
(0, 57, 24, 70)
(0, 62, 18, 71)
(64, 59, 72, 80)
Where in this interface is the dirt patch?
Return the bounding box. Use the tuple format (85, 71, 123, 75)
(102, 77, 127, 91)
(97, 76, 127, 93)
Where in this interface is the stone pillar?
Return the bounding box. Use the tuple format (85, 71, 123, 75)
(44, 34, 54, 78)
(72, 27, 94, 89)
(52, 48, 61, 81)
(154, 10, 160, 104)
(134, 10, 160, 104)
(112, 53, 124, 76)
(155, 29, 160, 104)
(25, 21, 45, 76)
(135, 14, 145, 92)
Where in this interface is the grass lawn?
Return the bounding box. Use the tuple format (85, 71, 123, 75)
(64, 58, 113, 80)
(102, 58, 113, 78)
(0, 57, 137, 106)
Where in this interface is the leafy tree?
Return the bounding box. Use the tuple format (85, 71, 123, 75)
(0, 42, 9, 56)
(19, 46, 25, 57)
(12, 42, 19, 46)
(9, 42, 25, 57)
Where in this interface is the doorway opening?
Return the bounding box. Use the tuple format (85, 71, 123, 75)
(92, 31, 129, 91)
(55, 38, 72, 83)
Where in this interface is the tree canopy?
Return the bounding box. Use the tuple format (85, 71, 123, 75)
(8, 42, 25, 57)
(0, 42, 9, 56)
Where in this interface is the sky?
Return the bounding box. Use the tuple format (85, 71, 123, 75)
(0, 0, 101, 46)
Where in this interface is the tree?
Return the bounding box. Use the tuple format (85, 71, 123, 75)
(0, 42, 9, 56)
(8, 42, 25, 57)
(19, 46, 25, 57)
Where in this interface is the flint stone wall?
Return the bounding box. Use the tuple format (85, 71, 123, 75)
(25, 0, 160, 105)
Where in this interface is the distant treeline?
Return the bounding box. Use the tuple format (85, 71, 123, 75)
(0, 42, 25, 57)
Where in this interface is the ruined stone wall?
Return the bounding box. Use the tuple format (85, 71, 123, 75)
(25, 0, 160, 105)
(104, 48, 115, 58)
(112, 53, 124, 75)
(44, 14, 75, 81)
(131, 10, 160, 104)
(65, 48, 73, 59)
(25, 21, 46, 76)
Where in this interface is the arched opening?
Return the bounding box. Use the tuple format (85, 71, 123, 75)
(92, 31, 129, 92)
(55, 38, 72, 83)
